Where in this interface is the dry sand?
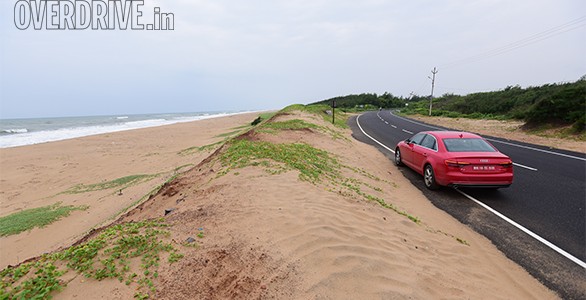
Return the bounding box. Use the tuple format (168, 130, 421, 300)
(0, 110, 561, 299)
(0, 112, 260, 269)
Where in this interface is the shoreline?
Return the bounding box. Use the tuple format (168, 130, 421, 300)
(0, 110, 266, 149)
(0, 111, 263, 268)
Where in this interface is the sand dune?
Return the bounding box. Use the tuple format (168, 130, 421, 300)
(0, 110, 559, 299)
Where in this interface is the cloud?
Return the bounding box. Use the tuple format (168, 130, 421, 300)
(1, 0, 584, 118)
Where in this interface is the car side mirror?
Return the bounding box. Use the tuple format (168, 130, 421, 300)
(405, 139, 411, 144)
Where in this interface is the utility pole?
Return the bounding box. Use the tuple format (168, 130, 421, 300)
(428, 67, 438, 116)
(332, 100, 336, 124)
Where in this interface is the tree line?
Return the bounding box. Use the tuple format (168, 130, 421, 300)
(311, 77, 585, 132)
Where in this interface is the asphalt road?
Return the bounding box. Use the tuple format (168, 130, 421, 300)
(349, 110, 586, 299)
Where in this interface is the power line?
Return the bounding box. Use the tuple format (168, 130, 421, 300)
(440, 16, 586, 69)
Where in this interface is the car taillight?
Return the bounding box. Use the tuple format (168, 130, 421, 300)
(499, 161, 513, 168)
(445, 160, 470, 168)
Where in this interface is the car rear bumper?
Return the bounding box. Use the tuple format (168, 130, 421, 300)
(448, 182, 511, 188)
(438, 172, 513, 188)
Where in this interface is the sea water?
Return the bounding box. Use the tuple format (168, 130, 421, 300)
(0, 111, 247, 148)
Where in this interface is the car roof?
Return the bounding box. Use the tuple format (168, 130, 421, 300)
(423, 131, 483, 139)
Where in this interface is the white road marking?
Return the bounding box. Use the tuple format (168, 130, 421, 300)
(358, 113, 584, 269)
(385, 121, 389, 125)
(402, 129, 413, 134)
(391, 125, 397, 129)
(513, 163, 538, 171)
(390, 111, 444, 130)
(485, 138, 586, 162)
(389, 111, 585, 162)
(455, 188, 586, 269)
(356, 115, 395, 153)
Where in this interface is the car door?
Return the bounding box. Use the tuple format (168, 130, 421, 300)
(403, 133, 426, 168)
(412, 134, 437, 170)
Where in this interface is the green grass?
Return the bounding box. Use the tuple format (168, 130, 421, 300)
(215, 129, 244, 138)
(258, 112, 277, 120)
(111, 172, 183, 222)
(257, 118, 348, 140)
(0, 203, 89, 237)
(260, 119, 319, 131)
(282, 104, 349, 128)
(219, 139, 340, 183)
(217, 137, 420, 223)
(63, 174, 158, 194)
(178, 141, 224, 156)
(0, 219, 182, 300)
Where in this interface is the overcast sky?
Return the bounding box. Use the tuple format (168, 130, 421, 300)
(1, 0, 585, 119)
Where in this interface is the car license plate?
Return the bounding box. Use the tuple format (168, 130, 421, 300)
(473, 166, 496, 171)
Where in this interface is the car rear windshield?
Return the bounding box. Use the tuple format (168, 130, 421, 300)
(442, 138, 496, 152)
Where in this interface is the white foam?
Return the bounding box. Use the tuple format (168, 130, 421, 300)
(2, 128, 28, 134)
(0, 112, 240, 148)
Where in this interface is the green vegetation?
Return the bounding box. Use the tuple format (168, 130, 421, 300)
(179, 112, 278, 156)
(251, 112, 277, 126)
(219, 139, 340, 183)
(260, 119, 319, 131)
(258, 118, 348, 140)
(402, 79, 586, 132)
(178, 141, 224, 156)
(0, 219, 182, 300)
(0, 203, 88, 237)
(217, 118, 419, 223)
(215, 129, 244, 138)
(64, 174, 158, 194)
(112, 172, 183, 222)
(339, 178, 420, 223)
(309, 78, 585, 133)
(282, 104, 350, 128)
(311, 92, 406, 110)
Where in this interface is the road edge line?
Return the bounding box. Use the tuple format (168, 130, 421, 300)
(455, 188, 586, 269)
(358, 112, 585, 269)
(356, 115, 395, 153)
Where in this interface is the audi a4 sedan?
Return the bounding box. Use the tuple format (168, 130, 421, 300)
(395, 131, 513, 189)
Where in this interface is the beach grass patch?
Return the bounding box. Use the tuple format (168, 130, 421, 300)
(0, 219, 182, 300)
(259, 112, 277, 120)
(0, 203, 88, 237)
(219, 139, 340, 182)
(251, 112, 278, 126)
(64, 174, 157, 194)
(258, 118, 348, 140)
(260, 119, 319, 132)
(178, 141, 224, 156)
(215, 129, 244, 138)
(282, 104, 349, 128)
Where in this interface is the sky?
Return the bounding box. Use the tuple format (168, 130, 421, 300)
(1, 0, 585, 119)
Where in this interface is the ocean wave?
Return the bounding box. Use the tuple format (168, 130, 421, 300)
(0, 112, 245, 148)
(1, 128, 29, 134)
(116, 116, 129, 120)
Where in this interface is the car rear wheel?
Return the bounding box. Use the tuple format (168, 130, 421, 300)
(395, 148, 403, 166)
(424, 165, 439, 190)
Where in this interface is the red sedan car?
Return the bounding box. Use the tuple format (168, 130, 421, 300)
(395, 131, 513, 189)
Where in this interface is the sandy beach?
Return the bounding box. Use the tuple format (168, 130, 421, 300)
(0, 112, 261, 269)
(0, 109, 560, 299)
